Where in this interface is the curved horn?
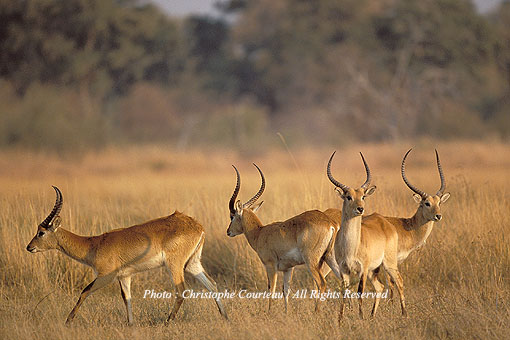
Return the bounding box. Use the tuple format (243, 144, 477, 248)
(401, 149, 427, 198)
(243, 163, 265, 209)
(327, 151, 350, 192)
(435, 149, 446, 196)
(229, 165, 241, 214)
(40, 186, 63, 228)
(359, 152, 372, 189)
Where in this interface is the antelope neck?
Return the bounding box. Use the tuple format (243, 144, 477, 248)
(241, 210, 264, 251)
(406, 209, 435, 247)
(339, 213, 362, 270)
(54, 228, 94, 267)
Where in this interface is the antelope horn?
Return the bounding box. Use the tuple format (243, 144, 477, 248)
(243, 163, 265, 209)
(40, 186, 63, 229)
(327, 151, 350, 192)
(360, 152, 372, 189)
(435, 149, 446, 196)
(229, 165, 241, 214)
(401, 149, 427, 198)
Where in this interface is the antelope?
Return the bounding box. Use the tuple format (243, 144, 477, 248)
(369, 149, 450, 294)
(327, 151, 407, 319)
(227, 164, 342, 313)
(26, 186, 228, 325)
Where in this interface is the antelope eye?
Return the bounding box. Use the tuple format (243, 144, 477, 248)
(425, 202, 431, 207)
(346, 196, 352, 201)
(361, 196, 365, 200)
(37, 231, 45, 237)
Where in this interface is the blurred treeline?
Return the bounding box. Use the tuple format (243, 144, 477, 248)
(0, 0, 509, 153)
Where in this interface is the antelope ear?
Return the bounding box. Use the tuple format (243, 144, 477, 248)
(365, 186, 377, 196)
(413, 194, 422, 203)
(235, 200, 243, 214)
(250, 201, 264, 213)
(334, 187, 343, 196)
(440, 192, 450, 203)
(47, 216, 61, 232)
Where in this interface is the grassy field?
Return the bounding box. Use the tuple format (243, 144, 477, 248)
(0, 141, 509, 339)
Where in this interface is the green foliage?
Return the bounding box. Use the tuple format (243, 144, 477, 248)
(0, 0, 180, 97)
(183, 16, 237, 93)
(0, 0, 509, 152)
(113, 83, 180, 142)
(198, 101, 270, 150)
(373, 0, 492, 72)
(230, 0, 367, 110)
(492, 2, 510, 92)
(415, 100, 488, 139)
(0, 81, 108, 153)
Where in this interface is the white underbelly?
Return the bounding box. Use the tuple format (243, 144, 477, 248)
(285, 248, 303, 263)
(277, 248, 304, 270)
(118, 252, 165, 277)
(367, 252, 384, 271)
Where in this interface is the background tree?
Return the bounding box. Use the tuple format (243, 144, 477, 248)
(0, 0, 508, 152)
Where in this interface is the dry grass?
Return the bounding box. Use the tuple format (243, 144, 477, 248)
(1, 141, 509, 339)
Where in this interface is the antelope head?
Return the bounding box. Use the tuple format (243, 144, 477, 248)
(327, 152, 376, 218)
(227, 164, 265, 237)
(26, 186, 63, 253)
(401, 149, 451, 222)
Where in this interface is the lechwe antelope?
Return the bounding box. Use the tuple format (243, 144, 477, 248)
(26, 186, 228, 325)
(327, 152, 407, 319)
(227, 164, 342, 313)
(370, 149, 450, 293)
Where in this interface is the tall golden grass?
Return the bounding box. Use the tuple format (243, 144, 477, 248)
(0, 141, 509, 339)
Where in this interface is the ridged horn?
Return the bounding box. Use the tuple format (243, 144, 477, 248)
(435, 149, 446, 196)
(39, 186, 63, 229)
(229, 165, 241, 214)
(360, 152, 372, 189)
(327, 151, 350, 192)
(401, 149, 427, 198)
(243, 163, 265, 209)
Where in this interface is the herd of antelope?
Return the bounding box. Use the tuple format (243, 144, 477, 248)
(26, 149, 450, 325)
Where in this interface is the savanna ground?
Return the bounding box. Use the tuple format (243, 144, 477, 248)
(0, 141, 509, 339)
